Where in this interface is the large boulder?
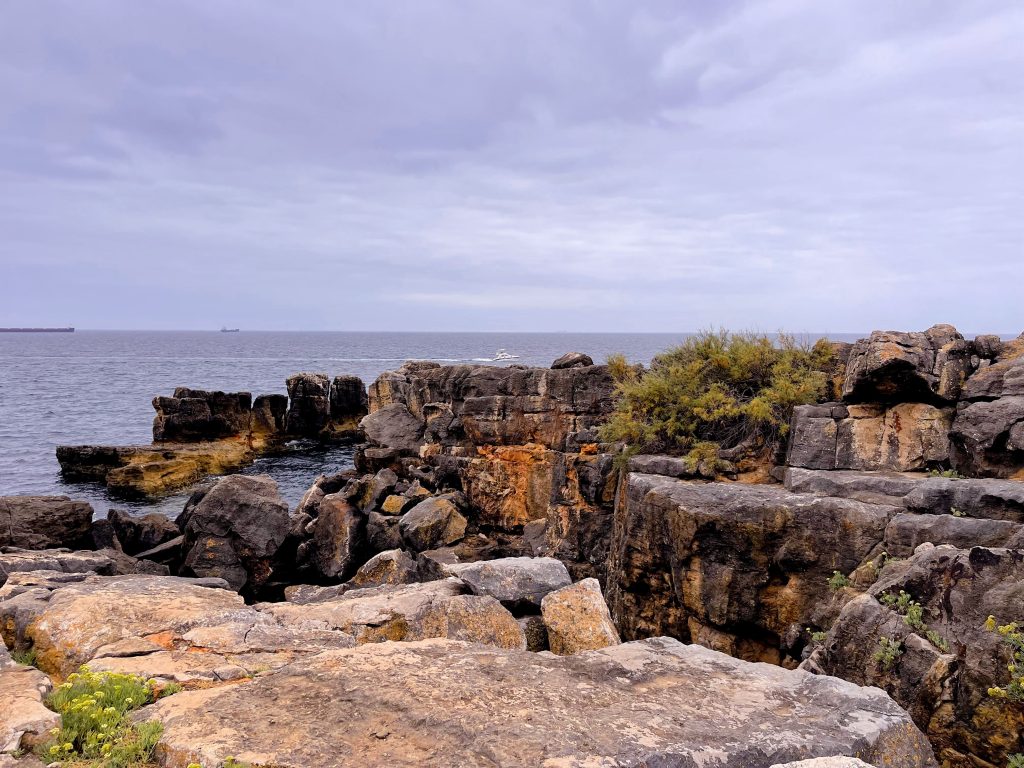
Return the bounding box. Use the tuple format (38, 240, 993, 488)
(359, 403, 424, 453)
(541, 577, 620, 655)
(551, 351, 594, 369)
(842, 324, 972, 404)
(0, 644, 59, 753)
(786, 403, 952, 472)
(106, 509, 180, 555)
(804, 545, 1024, 767)
(285, 373, 331, 437)
(0, 496, 94, 550)
(398, 497, 467, 552)
(139, 637, 936, 767)
(152, 388, 252, 442)
(262, 579, 526, 649)
(309, 494, 366, 580)
(606, 474, 898, 664)
(448, 556, 571, 608)
(179, 475, 291, 594)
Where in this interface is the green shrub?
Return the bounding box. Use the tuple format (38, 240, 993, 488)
(40, 667, 167, 767)
(927, 468, 964, 479)
(986, 616, 1024, 702)
(1008, 753, 1024, 768)
(11, 647, 37, 667)
(925, 629, 950, 652)
(873, 637, 903, 671)
(810, 631, 828, 644)
(950, 506, 967, 518)
(827, 571, 851, 591)
(599, 330, 834, 468)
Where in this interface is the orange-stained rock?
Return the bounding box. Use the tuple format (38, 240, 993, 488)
(541, 577, 620, 655)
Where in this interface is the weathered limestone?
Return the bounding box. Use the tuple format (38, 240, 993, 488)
(106, 509, 179, 555)
(804, 545, 1024, 767)
(398, 497, 467, 552)
(551, 351, 594, 369)
(328, 375, 369, 437)
(262, 579, 526, 649)
(178, 475, 291, 595)
(786, 403, 952, 472)
(359, 403, 424, 454)
(308, 493, 366, 580)
(0, 496, 93, 550)
(153, 389, 253, 442)
(285, 373, 331, 437)
(0, 549, 115, 585)
(842, 324, 972, 404)
(541, 577, 620, 655)
(447, 556, 571, 608)
(606, 474, 897, 664)
(139, 638, 937, 767)
(0, 644, 60, 754)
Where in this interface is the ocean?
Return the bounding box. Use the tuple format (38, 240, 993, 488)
(1, 330, 712, 517)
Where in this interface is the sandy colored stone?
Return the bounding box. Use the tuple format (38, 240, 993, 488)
(541, 577, 620, 655)
(0, 646, 59, 753)
(140, 637, 936, 767)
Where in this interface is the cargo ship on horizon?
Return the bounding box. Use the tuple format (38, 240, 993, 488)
(0, 327, 74, 333)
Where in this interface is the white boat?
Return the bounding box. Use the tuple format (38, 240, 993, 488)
(493, 349, 519, 361)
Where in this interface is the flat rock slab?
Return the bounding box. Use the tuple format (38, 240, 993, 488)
(0, 548, 115, 586)
(142, 637, 936, 768)
(0, 646, 59, 753)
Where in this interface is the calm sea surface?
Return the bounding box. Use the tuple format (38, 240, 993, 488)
(0, 330, 862, 517)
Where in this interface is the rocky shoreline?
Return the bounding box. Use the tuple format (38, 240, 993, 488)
(3, 325, 1024, 767)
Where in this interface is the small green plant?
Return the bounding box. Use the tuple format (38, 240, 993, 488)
(927, 468, 964, 479)
(39, 667, 168, 767)
(1008, 753, 1024, 768)
(950, 506, 967, 518)
(11, 647, 38, 666)
(873, 636, 903, 671)
(827, 571, 851, 591)
(925, 629, 950, 652)
(986, 616, 1024, 702)
(810, 631, 828, 644)
(223, 758, 253, 768)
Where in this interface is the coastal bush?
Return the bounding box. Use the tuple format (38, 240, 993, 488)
(1009, 754, 1024, 768)
(39, 667, 168, 767)
(873, 637, 903, 671)
(11, 647, 38, 666)
(827, 571, 851, 591)
(985, 616, 1024, 702)
(600, 330, 833, 469)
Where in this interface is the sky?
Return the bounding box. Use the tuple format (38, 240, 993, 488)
(0, 1, 1021, 333)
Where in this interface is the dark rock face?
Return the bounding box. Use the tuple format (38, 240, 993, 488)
(285, 373, 331, 437)
(106, 509, 180, 556)
(551, 351, 594, 369)
(179, 475, 291, 595)
(251, 394, 288, 438)
(606, 474, 896, 664)
(804, 545, 1024, 767)
(359, 403, 424, 453)
(309, 494, 366, 580)
(152, 389, 253, 442)
(842, 324, 973, 405)
(328, 376, 368, 436)
(0, 496, 94, 550)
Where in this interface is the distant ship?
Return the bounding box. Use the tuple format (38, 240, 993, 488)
(0, 327, 74, 333)
(220, 326, 240, 333)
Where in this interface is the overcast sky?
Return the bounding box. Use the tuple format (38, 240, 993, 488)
(1, 1, 1021, 333)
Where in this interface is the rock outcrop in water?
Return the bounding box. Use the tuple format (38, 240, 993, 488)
(56, 375, 367, 498)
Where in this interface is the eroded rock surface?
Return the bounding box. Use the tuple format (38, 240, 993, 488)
(0, 496, 93, 550)
(140, 637, 936, 768)
(0, 644, 59, 754)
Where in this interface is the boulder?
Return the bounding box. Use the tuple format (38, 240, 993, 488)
(310, 494, 365, 580)
(358, 468, 398, 511)
(804, 545, 1024, 766)
(606, 474, 897, 664)
(0, 549, 115, 585)
(359, 403, 424, 453)
(398, 497, 467, 552)
(902, 476, 1024, 521)
(106, 509, 180, 555)
(152, 388, 252, 442)
(0, 645, 60, 753)
(0, 496, 94, 550)
(250, 394, 288, 440)
(262, 579, 526, 649)
(328, 375, 368, 435)
(179, 475, 291, 595)
(346, 549, 418, 591)
(541, 577, 620, 655)
(448, 556, 571, 608)
(0, 572, 352, 684)
(366, 511, 403, 554)
(285, 373, 331, 437)
(842, 324, 972, 404)
(786, 403, 952, 472)
(139, 637, 936, 767)
(551, 351, 594, 369)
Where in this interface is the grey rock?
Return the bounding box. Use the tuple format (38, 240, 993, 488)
(285, 372, 331, 437)
(551, 351, 594, 369)
(0, 549, 115, 586)
(106, 509, 180, 556)
(448, 556, 572, 608)
(399, 497, 467, 552)
(310, 494, 366, 580)
(359, 403, 425, 453)
(152, 388, 252, 442)
(0, 496, 94, 551)
(366, 511, 402, 554)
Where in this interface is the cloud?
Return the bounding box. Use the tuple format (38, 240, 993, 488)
(0, 0, 1021, 332)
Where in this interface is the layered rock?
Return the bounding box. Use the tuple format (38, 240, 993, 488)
(606, 474, 898, 664)
(804, 545, 1024, 767)
(139, 637, 936, 767)
(152, 388, 254, 443)
(0, 644, 59, 754)
(285, 373, 331, 437)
